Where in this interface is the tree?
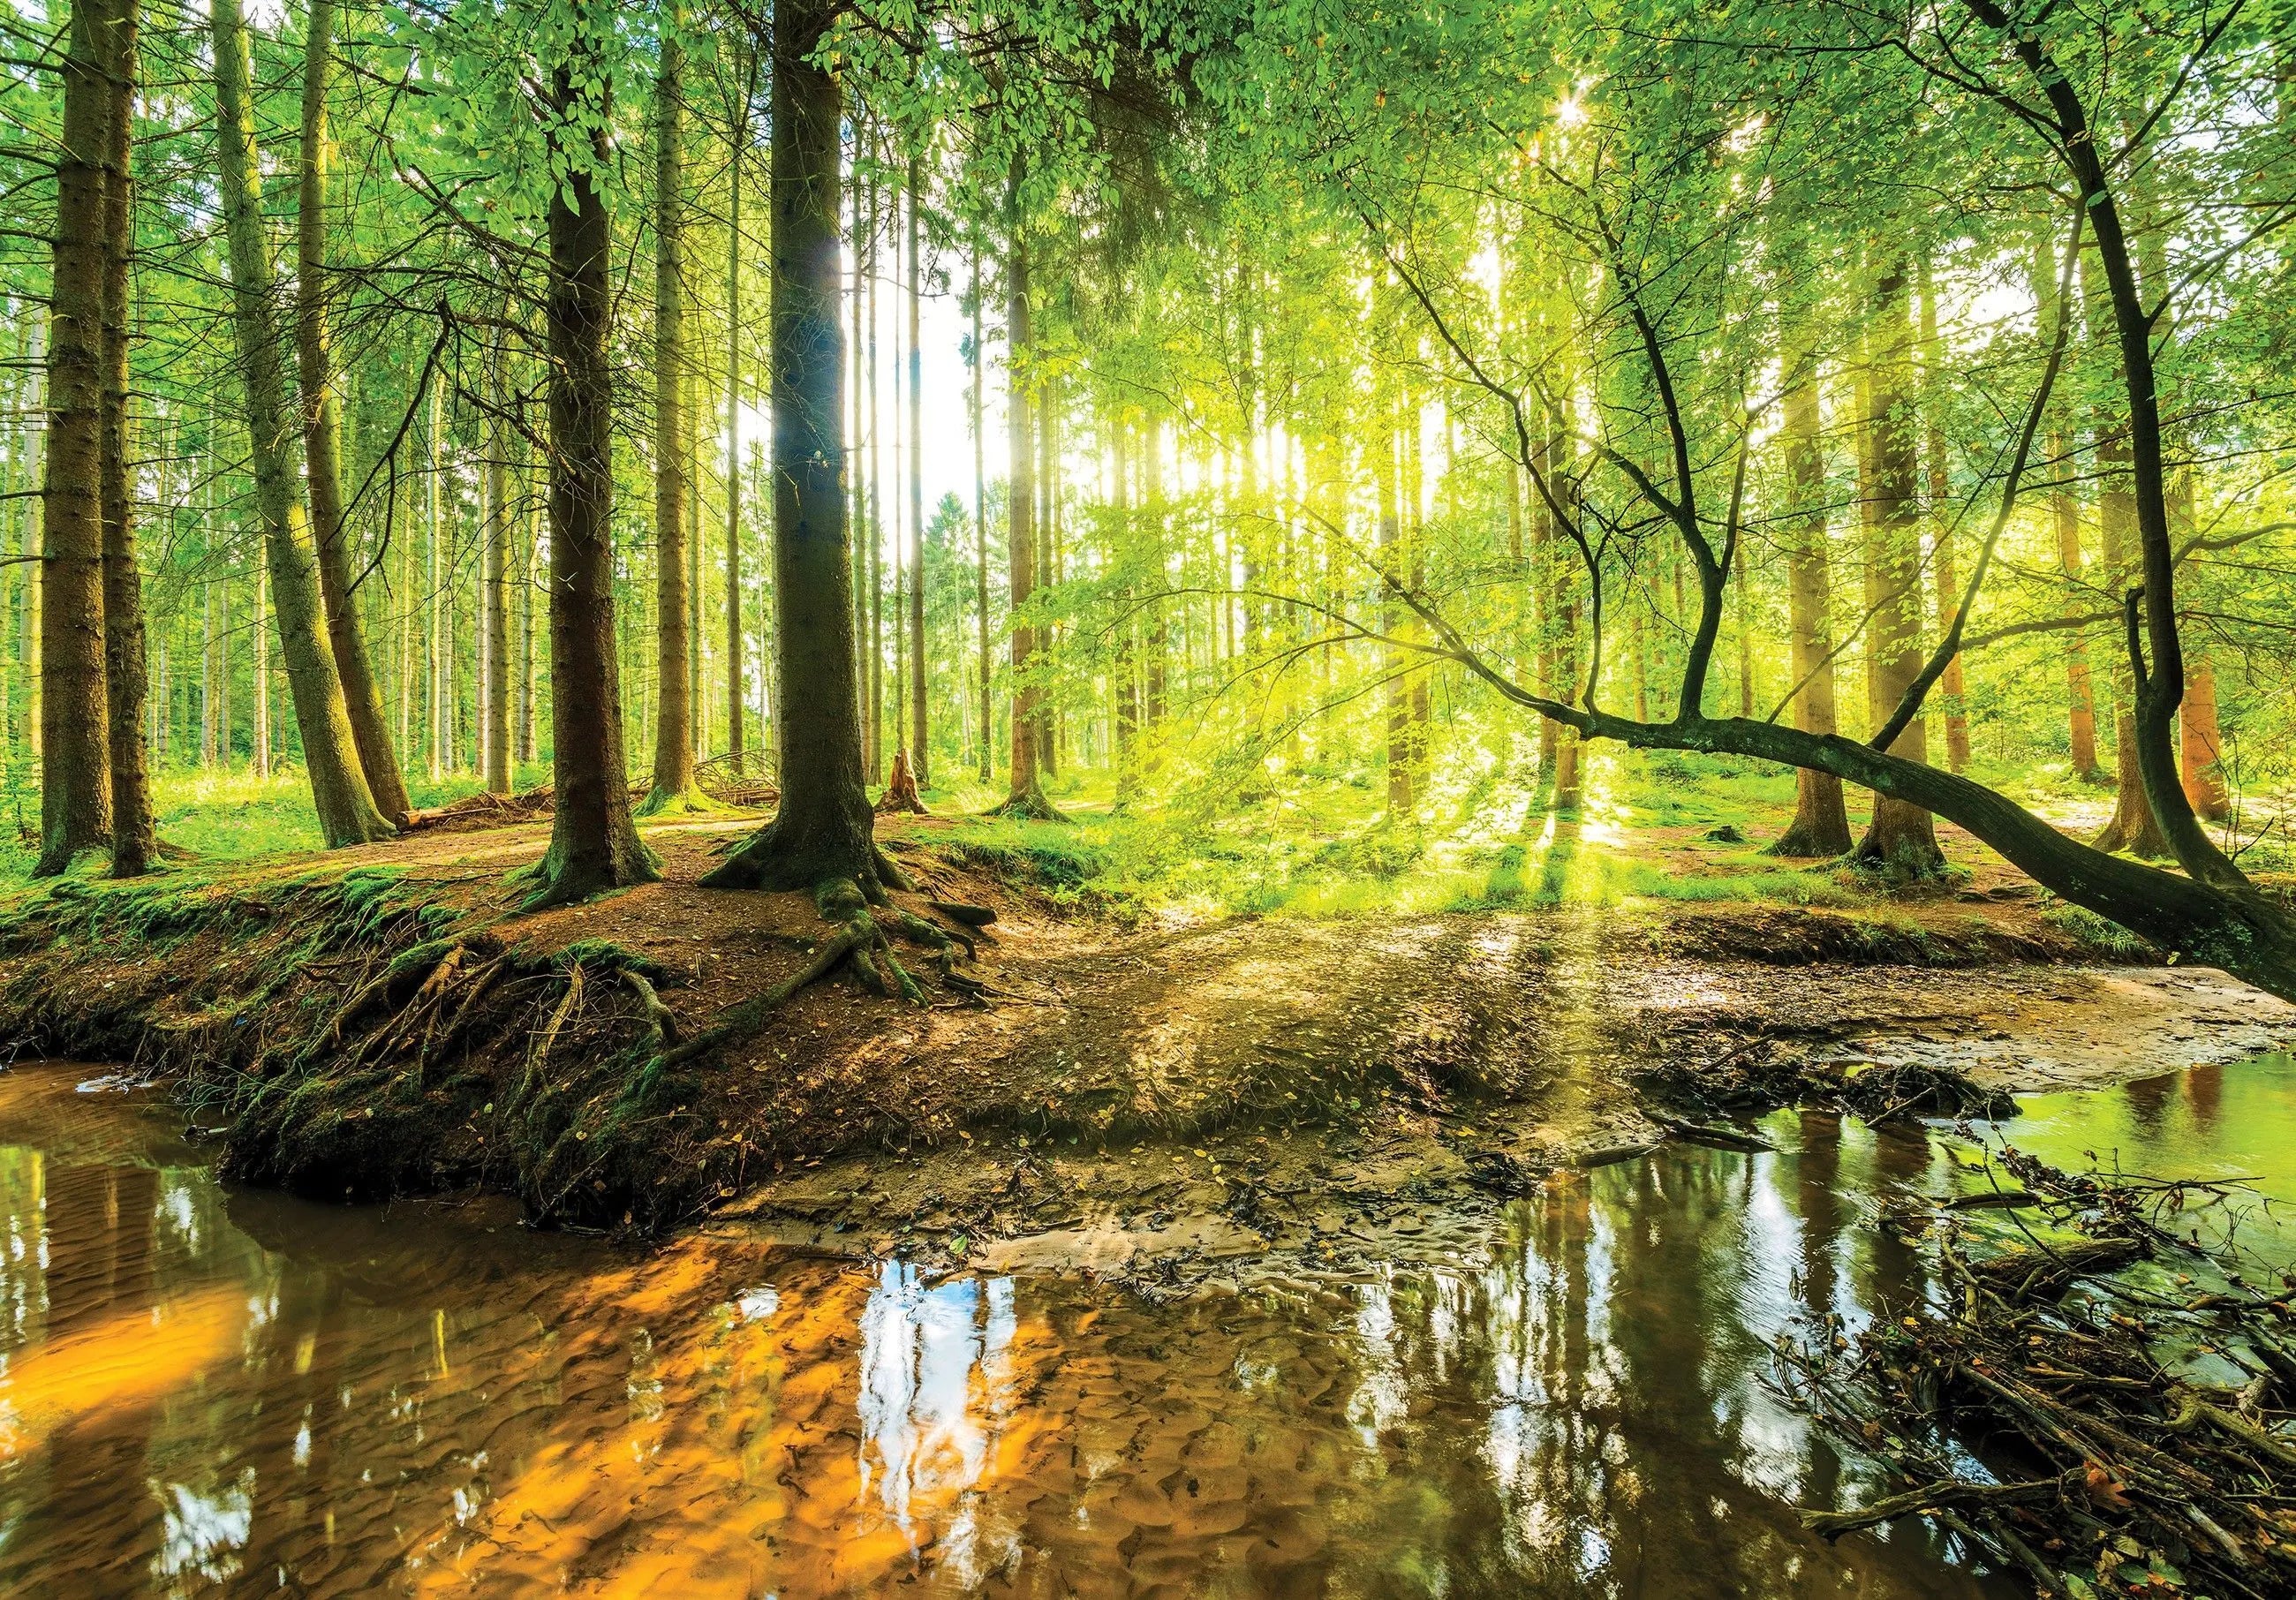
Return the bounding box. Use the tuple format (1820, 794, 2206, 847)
(642, 19, 700, 813)
(298, 0, 412, 825)
(36, 0, 119, 875)
(211, 0, 392, 848)
(522, 22, 660, 909)
(100, 0, 154, 876)
(703, 0, 900, 897)
(994, 198, 1061, 821)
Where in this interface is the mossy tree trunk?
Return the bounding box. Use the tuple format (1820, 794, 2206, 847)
(36, 0, 117, 876)
(100, 0, 154, 877)
(298, 0, 411, 826)
(212, 0, 392, 848)
(525, 49, 660, 909)
(1852, 258, 1943, 873)
(701, 0, 893, 895)
(1772, 317, 1851, 857)
(642, 27, 698, 814)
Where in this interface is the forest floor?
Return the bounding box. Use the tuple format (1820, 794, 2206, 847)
(3, 763, 2292, 1293)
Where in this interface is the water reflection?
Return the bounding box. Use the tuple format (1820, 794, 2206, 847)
(0, 1065, 2035, 1596)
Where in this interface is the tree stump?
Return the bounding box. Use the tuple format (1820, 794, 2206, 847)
(875, 749, 928, 815)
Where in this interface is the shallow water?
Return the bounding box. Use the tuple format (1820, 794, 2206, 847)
(0, 1060, 2281, 1597)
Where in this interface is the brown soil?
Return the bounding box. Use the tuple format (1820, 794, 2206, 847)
(1, 807, 2290, 1293)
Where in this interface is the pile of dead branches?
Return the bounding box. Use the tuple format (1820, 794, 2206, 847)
(1779, 1147, 2296, 1597)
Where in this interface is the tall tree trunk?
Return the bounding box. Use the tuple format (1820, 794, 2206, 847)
(2081, 249, 2171, 858)
(993, 201, 1058, 821)
(724, 85, 746, 767)
(907, 154, 927, 786)
(1772, 328, 1852, 857)
(425, 376, 445, 780)
(482, 362, 510, 796)
(517, 495, 538, 764)
(210, 0, 390, 844)
(971, 234, 991, 782)
(643, 28, 697, 811)
(101, 0, 154, 876)
(1853, 260, 1943, 873)
(2181, 652, 2227, 820)
(703, 0, 894, 894)
(298, 0, 410, 823)
(1379, 412, 1412, 817)
(1036, 380, 1059, 778)
(524, 51, 660, 909)
(252, 562, 269, 775)
(36, 0, 117, 874)
(1917, 257, 1970, 774)
(865, 178, 884, 783)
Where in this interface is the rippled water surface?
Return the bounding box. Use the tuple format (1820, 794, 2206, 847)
(11, 1059, 2282, 1596)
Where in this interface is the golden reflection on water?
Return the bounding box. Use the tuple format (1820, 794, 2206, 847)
(0, 1067, 2011, 1597)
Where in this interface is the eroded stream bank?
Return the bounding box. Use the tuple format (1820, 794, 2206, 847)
(3, 1056, 2294, 1596)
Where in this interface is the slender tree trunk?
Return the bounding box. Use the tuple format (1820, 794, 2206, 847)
(971, 234, 991, 782)
(2181, 652, 2227, 820)
(517, 496, 538, 765)
(35, 0, 117, 873)
(865, 178, 884, 784)
(643, 30, 696, 811)
(1037, 380, 1059, 779)
(252, 562, 269, 775)
(482, 363, 510, 795)
(425, 377, 444, 781)
(1853, 260, 1943, 872)
(907, 154, 927, 786)
(100, 0, 154, 875)
(524, 52, 659, 908)
(1379, 413, 1412, 817)
(1773, 329, 1852, 857)
(703, 0, 893, 894)
(211, 0, 390, 844)
(2081, 250, 2170, 857)
(994, 201, 1057, 821)
(724, 89, 746, 767)
(1917, 257, 1970, 774)
(298, 0, 410, 823)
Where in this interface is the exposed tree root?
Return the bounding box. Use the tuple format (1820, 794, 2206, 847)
(989, 784, 1069, 824)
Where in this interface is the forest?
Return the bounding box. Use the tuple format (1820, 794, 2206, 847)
(3, 0, 2296, 1594)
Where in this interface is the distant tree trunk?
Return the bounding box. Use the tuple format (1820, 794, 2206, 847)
(2081, 247, 2171, 857)
(971, 234, 991, 782)
(1772, 327, 1852, 857)
(994, 202, 1059, 821)
(2181, 652, 2227, 820)
(298, 0, 410, 824)
(517, 495, 538, 764)
(643, 30, 697, 812)
(865, 178, 884, 784)
(724, 86, 746, 767)
(1036, 380, 1059, 780)
(252, 562, 269, 775)
(1853, 260, 1943, 873)
(907, 153, 927, 786)
(482, 363, 510, 796)
(1379, 414, 1412, 817)
(703, 0, 894, 894)
(1917, 257, 1970, 774)
(524, 50, 660, 909)
(100, 0, 153, 876)
(210, 0, 391, 845)
(36, 0, 117, 874)
(1144, 411, 1168, 728)
(425, 376, 445, 781)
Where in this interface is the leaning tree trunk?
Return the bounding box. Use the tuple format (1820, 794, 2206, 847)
(35, 0, 117, 875)
(525, 52, 660, 909)
(642, 28, 699, 814)
(1852, 260, 1943, 874)
(298, 0, 411, 825)
(100, 0, 153, 877)
(1771, 321, 1852, 857)
(212, 0, 392, 847)
(700, 0, 895, 896)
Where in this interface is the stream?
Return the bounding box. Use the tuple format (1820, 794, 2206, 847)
(0, 1056, 2287, 1597)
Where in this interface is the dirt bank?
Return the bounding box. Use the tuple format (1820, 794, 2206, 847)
(0, 811, 2290, 1287)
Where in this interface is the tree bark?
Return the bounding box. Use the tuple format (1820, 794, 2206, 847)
(36, 0, 117, 875)
(298, 0, 411, 824)
(993, 199, 1060, 820)
(524, 51, 660, 909)
(482, 358, 510, 796)
(907, 153, 927, 786)
(100, 0, 154, 876)
(1852, 260, 1943, 873)
(1772, 328, 1852, 857)
(642, 28, 697, 811)
(2181, 651, 2226, 820)
(724, 80, 747, 767)
(211, 0, 392, 846)
(701, 0, 892, 894)
(971, 234, 991, 782)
